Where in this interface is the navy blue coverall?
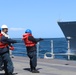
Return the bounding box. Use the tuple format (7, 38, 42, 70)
(0, 35, 17, 75)
(26, 36, 43, 72)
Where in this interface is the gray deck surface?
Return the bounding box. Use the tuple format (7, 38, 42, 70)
(0, 56, 76, 75)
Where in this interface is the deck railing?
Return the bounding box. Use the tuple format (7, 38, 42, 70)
(10, 39, 76, 60)
(44, 40, 76, 60)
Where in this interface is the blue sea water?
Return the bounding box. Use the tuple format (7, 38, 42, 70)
(12, 38, 70, 60)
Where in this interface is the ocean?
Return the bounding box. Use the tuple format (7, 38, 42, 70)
(12, 38, 76, 60)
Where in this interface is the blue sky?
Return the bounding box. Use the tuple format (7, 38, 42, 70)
(0, 0, 76, 38)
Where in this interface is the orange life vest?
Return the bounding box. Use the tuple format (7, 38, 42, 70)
(22, 33, 36, 47)
(0, 33, 8, 48)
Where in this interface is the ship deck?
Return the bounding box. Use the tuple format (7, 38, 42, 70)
(0, 56, 76, 75)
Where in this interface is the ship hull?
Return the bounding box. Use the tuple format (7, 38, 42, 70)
(58, 21, 76, 53)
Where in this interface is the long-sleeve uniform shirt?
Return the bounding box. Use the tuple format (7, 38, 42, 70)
(0, 35, 17, 54)
(26, 36, 43, 52)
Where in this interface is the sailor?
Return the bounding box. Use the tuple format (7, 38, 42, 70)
(0, 25, 15, 71)
(22, 29, 43, 73)
(0, 27, 17, 75)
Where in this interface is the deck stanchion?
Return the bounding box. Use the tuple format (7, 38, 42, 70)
(51, 40, 54, 59)
(37, 42, 39, 58)
(67, 40, 70, 60)
(67, 37, 71, 60)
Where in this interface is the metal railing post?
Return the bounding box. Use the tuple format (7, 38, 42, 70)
(67, 36, 71, 60)
(51, 40, 54, 59)
(37, 42, 39, 58)
(67, 40, 70, 60)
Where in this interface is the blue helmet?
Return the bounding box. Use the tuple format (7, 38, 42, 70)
(25, 29, 32, 34)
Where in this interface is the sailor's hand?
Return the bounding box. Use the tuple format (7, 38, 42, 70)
(9, 46, 14, 50)
(39, 38, 44, 41)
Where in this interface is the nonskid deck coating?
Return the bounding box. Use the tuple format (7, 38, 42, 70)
(0, 56, 76, 75)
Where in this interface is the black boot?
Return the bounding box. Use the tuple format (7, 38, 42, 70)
(0, 66, 4, 71)
(31, 67, 39, 73)
(8, 72, 17, 75)
(31, 69, 40, 73)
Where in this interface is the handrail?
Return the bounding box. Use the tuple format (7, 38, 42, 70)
(10, 39, 76, 60)
(44, 39, 76, 60)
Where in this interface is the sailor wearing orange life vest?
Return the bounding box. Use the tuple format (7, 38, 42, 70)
(0, 27, 17, 75)
(1, 25, 14, 55)
(22, 29, 43, 73)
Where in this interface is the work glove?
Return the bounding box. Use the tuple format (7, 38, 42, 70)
(9, 46, 14, 50)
